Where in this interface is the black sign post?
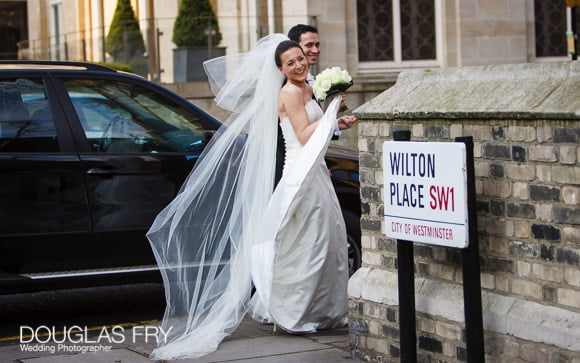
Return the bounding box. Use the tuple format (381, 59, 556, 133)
(391, 133, 485, 362)
(457, 136, 485, 362)
(393, 130, 416, 363)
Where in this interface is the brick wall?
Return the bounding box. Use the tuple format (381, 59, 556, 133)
(349, 62, 580, 362)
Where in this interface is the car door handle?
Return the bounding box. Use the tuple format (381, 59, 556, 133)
(87, 166, 118, 177)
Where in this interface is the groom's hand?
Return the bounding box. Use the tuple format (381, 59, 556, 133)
(337, 115, 357, 130)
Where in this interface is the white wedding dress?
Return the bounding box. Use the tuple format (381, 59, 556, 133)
(266, 99, 349, 332)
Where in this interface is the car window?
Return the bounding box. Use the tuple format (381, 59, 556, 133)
(63, 79, 209, 154)
(0, 78, 59, 152)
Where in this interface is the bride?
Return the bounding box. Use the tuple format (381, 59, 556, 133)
(147, 34, 348, 360)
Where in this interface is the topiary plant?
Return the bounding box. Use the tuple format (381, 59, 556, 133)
(105, 0, 146, 61)
(172, 0, 222, 47)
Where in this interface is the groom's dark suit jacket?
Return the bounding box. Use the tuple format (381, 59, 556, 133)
(274, 123, 286, 189)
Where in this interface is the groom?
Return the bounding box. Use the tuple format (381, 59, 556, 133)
(275, 24, 357, 188)
(287, 24, 357, 134)
(287, 24, 320, 85)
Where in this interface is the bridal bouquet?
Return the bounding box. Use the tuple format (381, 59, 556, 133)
(313, 66, 353, 110)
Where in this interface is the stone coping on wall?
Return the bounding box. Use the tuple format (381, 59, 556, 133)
(348, 267, 580, 352)
(354, 61, 580, 121)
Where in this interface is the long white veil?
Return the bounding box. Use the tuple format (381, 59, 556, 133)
(146, 33, 342, 359)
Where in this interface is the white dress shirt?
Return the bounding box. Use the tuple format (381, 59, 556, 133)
(307, 72, 315, 86)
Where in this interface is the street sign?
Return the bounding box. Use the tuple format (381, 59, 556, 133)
(383, 141, 468, 248)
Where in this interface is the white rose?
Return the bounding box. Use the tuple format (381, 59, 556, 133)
(319, 78, 332, 92)
(313, 76, 331, 100)
(314, 87, 326, 101)
(340, 69, 352, 83)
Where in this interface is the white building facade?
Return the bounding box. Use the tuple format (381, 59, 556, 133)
(25, 0, 577, 83)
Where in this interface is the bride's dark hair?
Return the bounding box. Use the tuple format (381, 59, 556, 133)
(274, 40, 304, 67)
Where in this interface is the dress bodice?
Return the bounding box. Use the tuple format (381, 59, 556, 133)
(279, 100, 324, 174)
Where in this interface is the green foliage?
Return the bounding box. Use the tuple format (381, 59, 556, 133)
(93, 61, 134, 73)
(172, 0, 222, 47)
(129, 58, 149, 77)
(105, 0, 146, 61)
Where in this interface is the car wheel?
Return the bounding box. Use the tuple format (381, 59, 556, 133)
(347, 234, 361, 277)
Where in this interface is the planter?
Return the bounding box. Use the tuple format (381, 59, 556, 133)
(173, 46, 226, 82)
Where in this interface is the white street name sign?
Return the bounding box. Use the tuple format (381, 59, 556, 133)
(383, 141, 469, 248)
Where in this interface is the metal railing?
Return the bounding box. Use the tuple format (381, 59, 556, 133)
(16, 15, 310, 84)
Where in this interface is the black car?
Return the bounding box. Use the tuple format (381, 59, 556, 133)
(0, 61, 361, 294)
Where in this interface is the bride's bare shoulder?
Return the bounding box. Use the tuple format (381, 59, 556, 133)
(280, 86, 305, 111)
(280, 83, 303, 99)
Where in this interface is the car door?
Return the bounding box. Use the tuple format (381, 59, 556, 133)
(0, 75, 90, 275)
(57, 75, 219, 269)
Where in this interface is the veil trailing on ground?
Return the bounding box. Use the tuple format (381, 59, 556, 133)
(146, 33, 342, 359)
(146, 33, 287, 359)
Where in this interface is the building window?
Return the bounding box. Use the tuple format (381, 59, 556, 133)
(50, 0, 63, 60)
(535, 1, 566, 57)
(534, 1, 579, 58)
(357, 0, 436, 64)
(357, 0, 393, 61)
